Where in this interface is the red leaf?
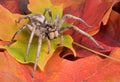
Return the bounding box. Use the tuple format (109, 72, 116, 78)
(95, 10, 120, 47)
(51, 0, 119, 57)
(1, 0, 120, 81)
(0, 0, 31, 14)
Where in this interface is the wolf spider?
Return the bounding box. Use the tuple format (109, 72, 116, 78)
(9, 8, 103, 77)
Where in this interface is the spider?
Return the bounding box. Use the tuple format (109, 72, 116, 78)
(9, 8, 103, 77)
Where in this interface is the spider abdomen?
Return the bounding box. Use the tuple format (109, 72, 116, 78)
(31, 14, 46, 24)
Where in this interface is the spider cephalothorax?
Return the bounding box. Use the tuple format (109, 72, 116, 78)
(9, 8, 103, 77)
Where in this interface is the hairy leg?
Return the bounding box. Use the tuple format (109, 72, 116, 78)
(54, 14, 60, 26)
(7, 25, 27, 46)
(57, 35, 64, 46)
(32, 35, 42, 78)
(24, 26, 36, 62)
(46, 37, 51, 54)
(60, 26, 104, 49)
(58, 14, 92, 28)
(15, 16, 30, 24)
(43, 8, 52, 23)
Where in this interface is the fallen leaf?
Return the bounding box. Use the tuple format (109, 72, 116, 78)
(0, 0, 75, 71)
(51, 0, 85, 8)
(84, 48, 120, 82)
(0, 5, 20, 41)
(0, 49, 32, 82)
(6, 35, 75, 71)
(18, 0, 31, 14)
(1, 44, 120, 82)
(0, 0, 120, 82)
(32, 47, 120, 82)
(0, 0, 31, 14)
(95, 9, 120, 47)
(56, 0, 119, 57)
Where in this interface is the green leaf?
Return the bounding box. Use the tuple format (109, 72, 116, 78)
(6, 35, 75, 70)
(29, 0, 63, 18)
(0, 0, 76, 70)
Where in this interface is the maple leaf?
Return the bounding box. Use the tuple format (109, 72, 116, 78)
(0, 0, 120, 82)
(0, 0, 76, 71)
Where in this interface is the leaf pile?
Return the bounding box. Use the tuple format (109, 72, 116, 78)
(0, 0, 120, 82)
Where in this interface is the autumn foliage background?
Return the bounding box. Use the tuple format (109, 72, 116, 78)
(0, 0, 120, 82)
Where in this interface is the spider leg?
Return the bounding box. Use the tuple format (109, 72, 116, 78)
(54, 14, 60, 26)
(24, 26, 36, 62)
(43, 8, 52, 23)
(59, 14, 92, 28)
(32, 35, 42, 78)
(15, 15, 30, 24)
(60, 26, 104, 49)
(57, 35, 64, 46)
(46, 37, 51, 54)
(6, 25, 27, 46)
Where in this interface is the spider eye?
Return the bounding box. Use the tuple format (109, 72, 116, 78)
(45, 24, 52, 28)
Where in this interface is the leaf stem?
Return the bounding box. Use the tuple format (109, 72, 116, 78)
(73, 42, 120, 62)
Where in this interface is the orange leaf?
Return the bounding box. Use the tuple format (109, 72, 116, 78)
(0, 50, 32, 82)
(0, 0, 120, 81)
